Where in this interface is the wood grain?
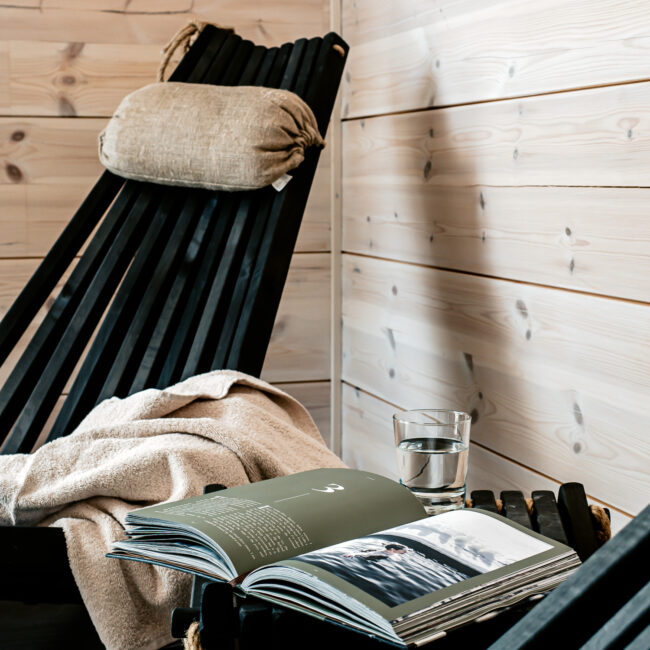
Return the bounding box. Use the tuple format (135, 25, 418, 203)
(341, 383, 631, 533)
(342, 81, 650, 187)
(342, 0, 650, 118)
(2, 40, 160, 117)
(343, 184, 650, 303)
(0, 119, 330, 255)
(341, 253, 650, 514)
(0, 2, 328, 45)
(0, 253, 330, 387)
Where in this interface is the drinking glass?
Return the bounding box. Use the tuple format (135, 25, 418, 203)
(393, 409, 471, 515)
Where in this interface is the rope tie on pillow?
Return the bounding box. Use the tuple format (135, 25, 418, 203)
(158, 20, 234, 82)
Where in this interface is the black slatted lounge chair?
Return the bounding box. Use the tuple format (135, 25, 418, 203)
(0, 25, 348, 647)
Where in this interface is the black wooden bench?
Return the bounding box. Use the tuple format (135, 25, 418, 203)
(0, 25, 348, 649)
(171, 483, 625, 650)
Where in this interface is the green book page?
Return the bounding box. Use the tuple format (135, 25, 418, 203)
(130, 468, 426, 577)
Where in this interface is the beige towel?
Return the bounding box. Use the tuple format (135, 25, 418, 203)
(0, 370, 345, 650)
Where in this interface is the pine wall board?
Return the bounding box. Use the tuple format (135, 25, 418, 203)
(341, 383, 631, 533)
(342, 0, 650, 118)
(0, 1, 333, 441)
(339, 0, 650, 518)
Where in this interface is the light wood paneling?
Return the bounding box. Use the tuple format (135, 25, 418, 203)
(1, 253, 330, 387)
(2, 40, 160, 117)
(277, 381, 331, 448)
(0, 118, 331, 256)
(342, 0, 650, 118)
(342, 82, 650, 188)
(343, 185, 650, 303)
(341, 253, 649, 514)
(0, 2, 327, 45)
(1, 116, 104, 185)
(341, 383, 631, 533)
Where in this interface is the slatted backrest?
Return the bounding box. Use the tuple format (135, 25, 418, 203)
(0, 26, 348, 454)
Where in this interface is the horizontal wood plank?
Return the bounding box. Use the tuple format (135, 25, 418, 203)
(0, 118, 330, 255)
(1, 252, 330, 388)
(276, 381, 331, 448)
(341, 382, 631, 533)
(263, 253, 330, 383)
(342, 82, 650, 188)
(341, 253, 650, 514)
(343, 0, 650, 118)
(343, 185, 650, 303)
(0, 2, 327, 45)
(2, 40, 160, 117)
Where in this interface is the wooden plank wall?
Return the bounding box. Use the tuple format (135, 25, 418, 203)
(340, 0, 650, 529)
(0, 1, 333, 446)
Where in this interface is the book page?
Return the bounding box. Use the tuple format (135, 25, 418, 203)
(264, 509, 568, 620)
(131, 468, 426, 576)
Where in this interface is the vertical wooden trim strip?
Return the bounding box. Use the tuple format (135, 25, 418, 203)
(330, 0, 343, 455)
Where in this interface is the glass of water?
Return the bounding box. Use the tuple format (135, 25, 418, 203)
(393, 409, 471, 515)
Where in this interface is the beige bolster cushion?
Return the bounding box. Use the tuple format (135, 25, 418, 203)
(98, 82, 325, 191)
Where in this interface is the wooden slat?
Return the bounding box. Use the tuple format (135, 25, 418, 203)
(275, 381, 331, 448)
(341, 253, 649, 514)
(343, 184, 650, 303)
(342, 0, 650, 118)
(342, 82, 650, 188)
(0, 122, 330, 256)
(341, 382, 631, 533)
(1, 253, 329, 390)
(0, 2, 327, 45)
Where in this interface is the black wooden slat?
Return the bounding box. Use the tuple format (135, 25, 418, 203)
(292, 37, 322, 98)
(531, 490, 569, 545)
(211, 192, 273, 369)
(157, 43, 280, 386)
(157, 199, 238, 386)
(500, 491, 532, 529)
(47, 188, 185, 438)
(221, 39, 255, 85)
(305, 32, 349, 133)
(181, 40, 296, 378)
(279, 38, 308, 90)
(470, 490, 499, 514)
(558, 482, 599, 561)
(580, 581, 650, 649)
(167, 25, 222, 83)
(488, 505, 650, 649)
(2, 186, 161, 453)
(96, 193, 205, 401)
(267, 42, 293, 88)
(0, 172, 124, 367)
(211, 38, 324, 369)
(224, 34, 347, 374)
(0, 183, 138, 448)
(129, 195, 218, 394)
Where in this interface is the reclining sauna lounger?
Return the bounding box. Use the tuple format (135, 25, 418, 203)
(0, 25, 348, 647)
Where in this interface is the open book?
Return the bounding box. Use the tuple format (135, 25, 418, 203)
(109, 469, 581, 647)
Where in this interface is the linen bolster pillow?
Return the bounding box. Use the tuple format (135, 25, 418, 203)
(98, 82, 325, 191)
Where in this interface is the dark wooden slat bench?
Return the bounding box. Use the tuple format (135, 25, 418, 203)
(0, 24, 348, 648)
(177, 483, 621, 650)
